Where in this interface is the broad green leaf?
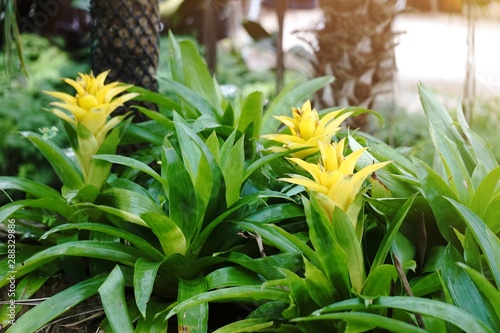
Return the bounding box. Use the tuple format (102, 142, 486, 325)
(99, 265, 134, 333)
(20, 131, 84, 189)
(483, 193, 500, 234)
(331, 206, 365, 293)
(223, 252, 302, 281)
(470, 166, 500, 218)
(411, 272, 442, 297)
(166, 286, 290, 320)
(134, 298, 171, 333)
(413, 158, 464, 243)
(180, 40, 223, 116)
(205, 267, 262, 290)
(129, 85, 181, 112)
(315, 296, 494, 333)
(190, 190, 295, 257)
(303, 257, 336, 307)
(438, 244, 499, 330)
(167, 30, 184, 82)
(293, 311, 427, 333)
(141, 212, 187, 256)
(238, 91, 264, 140)
(4, 275, 107, 333)
(175, 119, 225, 222)
(162, 145, 199, 242)
(458, 263, 500, 322)
(456, 105, 498, 173)
(40, 223, 164, 261)
(0, 176, 61, 199)
(429, 127, 473, 204)
(241, 203, 304, 224)
(305, 196, 350, 300)
(213, 319, 274, 333)
(362, 265, 398, 297)
(134, 105, 174, 130)
(97, 187, 165, 220)
(0, 241, 142, 287)
(261, 76, 334, 135)
(418, 84, 475, 171)
(221, 135, 245, 207)
(446, 198, 500, 288)
(0, 198, 74, 224)
(93, 154, 169, 189)
(161, 79, 221, 121)
(237, 221, 317, 261)
(371, 194, 416, 270)
(134, 258, 163, 319)
(177, 275, 209, 333)
(0, 262, 60, 324)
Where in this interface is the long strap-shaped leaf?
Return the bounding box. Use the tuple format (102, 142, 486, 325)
(5, 274, 107, 333)
(314, 296, 495, 333)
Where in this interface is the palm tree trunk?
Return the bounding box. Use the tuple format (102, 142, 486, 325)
(90, 0, 160, 113)
(315, 0, 399, 130)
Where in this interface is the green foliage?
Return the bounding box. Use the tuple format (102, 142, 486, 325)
(0, 34, 89, 204)
(1, 33, 499, 333)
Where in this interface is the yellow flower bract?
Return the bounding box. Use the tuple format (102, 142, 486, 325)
(262, 100, 353, 158)
(282, 140, 391, 212)
(45, 71, 139, 144)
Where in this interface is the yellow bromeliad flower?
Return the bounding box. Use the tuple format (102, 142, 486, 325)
(282, 139, 390, 213)
(44, 70, 138, 146)
(261, 100, 353, 158)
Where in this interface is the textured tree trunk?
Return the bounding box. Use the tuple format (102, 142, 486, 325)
(315, 0, 399, 130)
(90, 0, 160, 113)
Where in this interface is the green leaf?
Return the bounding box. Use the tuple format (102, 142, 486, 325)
(177, 275, 209, 333)
(413, 158, 464, 243)
(238, 91, 264, 140)
(180, 40, 222, 117)
(167, 30, 184, 82)
(261, 76, 334, 135)
(97, 187, 165, 220)
(470, 166, 500, 218)
(166, 286, 290, 320)
(362, 265, 398, 297)
(213, 319, 274, 333)
(162, 145, 199, 242)
(134, 105, 174, 129)
(418, 84, 475, 171)
(160, 79, 221, 121)
(141, 212, 187, 256)
(438, 244, 500, 331)
(205, 267, 262, 290)
(304, 195, 350, 300)
(458, 263, 500, 322)
(315, 296, 495, 333)
(0, 198, 74, 224)
(93, 154, 169, 189)
(221, 135, 245, 207)
(129, 85, 181, 111)
(134, 258, 163, 319)
(98, 266, 134, 333)
(0, 176, 61, 199)
(429, 127, 474, 204)
(40, 223, 164, 261)
(446, 198, 500, 288)
(293, 311, 427, 333)
(20, 131, 83, 189)
(0, 241, 142, 287)
(331, 206, 365, 293)
(483, 193, 500, 234)
(371, 194, 417, 269)
(5, 275, 107, 333)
